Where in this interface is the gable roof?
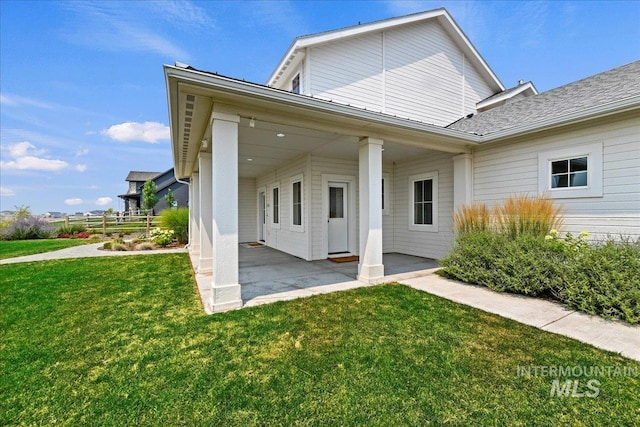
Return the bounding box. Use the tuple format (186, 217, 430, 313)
(476, 81, 538, 111)
(267, 8, 504, 93)
(125, 171, 161, 182)
(448, 60, 640, 136)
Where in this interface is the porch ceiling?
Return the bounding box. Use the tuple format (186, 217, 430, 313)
(199, 117, 448, 178)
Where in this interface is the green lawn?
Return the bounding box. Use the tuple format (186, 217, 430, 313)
(1, 254, 638, 426)
(0, 238, 95, 260)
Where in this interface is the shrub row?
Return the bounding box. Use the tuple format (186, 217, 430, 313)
(441, 231, 640, 324)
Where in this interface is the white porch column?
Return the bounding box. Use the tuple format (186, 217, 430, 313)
(198, 154, 213, 274)
(453, 153, 473, 211)
(209, 109, 242, 312)
(358, 137, 384, 283)
(190, 172, 200, 255)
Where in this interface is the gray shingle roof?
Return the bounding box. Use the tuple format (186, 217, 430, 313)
(448, 60, 640, 136)
(125, 171, 161, 182)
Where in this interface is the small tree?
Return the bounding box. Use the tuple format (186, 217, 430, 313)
(164, 188, 176, 209)
(142, 179, 159, 213)
(13, 205, 32, 220)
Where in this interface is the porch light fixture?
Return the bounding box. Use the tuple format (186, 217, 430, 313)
(276, 132, 285, 138)
(201, 139, 208, 149)
(249, 118, 255, 128)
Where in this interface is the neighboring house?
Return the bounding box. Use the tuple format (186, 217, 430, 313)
(118, 168, 188, 213)
(164, 8, 640, 312)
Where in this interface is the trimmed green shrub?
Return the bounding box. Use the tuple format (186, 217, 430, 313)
(158, 208, 189, 244)
(559, 239, 640, 324)
(441, 231, 566, 295)
(150, 228, 174, 247)
(135, 242, 154, 251)
(102, 241, 112, 250)
(56, 223, 87, 236)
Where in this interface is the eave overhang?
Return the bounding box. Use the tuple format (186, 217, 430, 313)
(165, 65, 482, 179)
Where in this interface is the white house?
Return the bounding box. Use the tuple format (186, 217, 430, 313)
(164, 8, 640, 312)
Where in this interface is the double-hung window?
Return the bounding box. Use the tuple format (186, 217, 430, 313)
(408, 172, 438, 232)
(290, 174, 303, 232)
(292, 74, 300, 94)
(271, 184, 280, 228)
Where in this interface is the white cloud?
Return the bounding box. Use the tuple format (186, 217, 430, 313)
(75, 164, 88, 172)
(7, 141, 44, 158)
(1, 156, 69, 172)
(75, 147, 90, 156)
(62, 2, 193, 59)
(1, 141, 70, 172)
(0, 187, 16, 196)
(0, 93, 56, 110)
(65, 198, 84, 206)
(102, 121, 169, 143)
(96, 197, 113, 206)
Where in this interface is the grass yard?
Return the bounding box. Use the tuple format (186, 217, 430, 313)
(1, 254, 638, 426)
(0, 238, 94, 260)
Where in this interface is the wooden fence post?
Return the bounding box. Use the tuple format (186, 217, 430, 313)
(65, 215, 69, 227)
(102, 214, 107, 236)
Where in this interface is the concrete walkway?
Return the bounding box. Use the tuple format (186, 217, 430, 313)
(0, 242, 187, 265)
(2, 243, 637, 361)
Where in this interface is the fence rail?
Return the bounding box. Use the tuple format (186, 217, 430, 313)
(59, 211, 159, 235)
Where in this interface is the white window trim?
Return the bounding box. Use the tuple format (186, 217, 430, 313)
(408, 171, 438, 232)
(382, 172, 390, 216)
(538, 142, 603, 199)
(290, 174, 304, 232)
(270, 182, 280, 229)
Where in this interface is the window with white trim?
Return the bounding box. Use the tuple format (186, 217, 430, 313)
(290, 175, 303, 232)
(408, 172, 438, 232)
(271, 184, 280, 228)
(538, 142, 603, 199)
(382, 173, 390, 215)
(292, 74, 300, 94)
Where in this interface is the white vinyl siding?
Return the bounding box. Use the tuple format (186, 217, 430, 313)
(474, 116, 640, 240)
(257, 155, 311, 259)
(308, 20, 495, 126)
(310, 156, 359, 259)
(393, 151, 454, 259)
(238, 178, 257, 242)
(310, 35, 384, 111)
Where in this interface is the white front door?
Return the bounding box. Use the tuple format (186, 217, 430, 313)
(258, 191, 266, 242)
(328, 182, 348, 254)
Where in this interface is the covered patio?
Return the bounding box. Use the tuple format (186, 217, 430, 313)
(166, 64, 474, 313)
(192, 245, 439, 312)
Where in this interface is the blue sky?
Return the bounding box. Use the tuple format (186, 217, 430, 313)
(1, 0, 639, 214)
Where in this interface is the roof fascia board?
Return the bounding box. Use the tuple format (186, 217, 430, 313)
(480, 96, 640, 143)
(476, 82, 537, 109)
(167, 65, 482, 143)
